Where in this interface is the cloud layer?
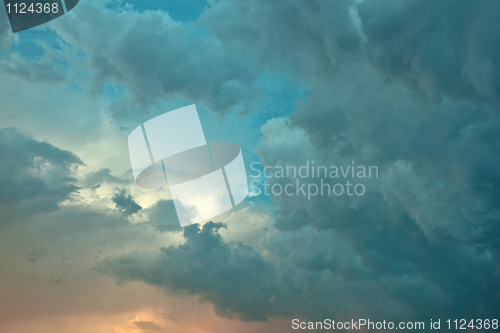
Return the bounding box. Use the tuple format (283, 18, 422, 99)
(1, 0, 499, 331)
(0, 127, 81, 216)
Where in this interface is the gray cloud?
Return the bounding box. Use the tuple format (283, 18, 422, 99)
(247, 0, 500, 322)
(96, 0, 500, 324)
(98, 222, 286, 322)
(98, 2, 500, 320)
(48, 1, 264, 117)
(112, 189, 142, 216)
(133, 320, 163, 331)
(253, 62, 500, 321)
(0, 127, 82, 216)
(358, 0, 500, 102)
(202, 0, 361, 77)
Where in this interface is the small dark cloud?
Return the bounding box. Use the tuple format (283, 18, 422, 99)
(112, 190, 142, 216)
(50, 277, 62, 284)
(49, 2, 264, 118)
(202, 0, 361, 77)
(25, 248, 47, 264)
(133, 320, 163, 331)
(358, 0, 500, 102)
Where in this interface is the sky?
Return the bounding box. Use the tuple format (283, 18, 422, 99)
(1, 0, 500, 332)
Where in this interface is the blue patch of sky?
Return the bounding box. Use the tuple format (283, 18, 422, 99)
(197, 73, 309, 205)
(111, 0, 208, 22)
(259, 74, 310, 116)
(104, 81, 127, 99)
(9, 28, 61, 59)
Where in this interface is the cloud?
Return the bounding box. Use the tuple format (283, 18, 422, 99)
(112, 189, 142, 215)
(358, 0, 500, 102)
(143, 199, 182, 233)
(0, 52, 66, 84)
(0, 127, 82, 216)
(98, 220, 500, 323)
(2, 0, 500, 329)
(98, 222, 285, 321)
(46, 1, 264, 116)
(202, 0, 361, 77)
(133, 320, 163, 331)
(99, 218, 500, 325)
(91, 0, 500, 325)
(81, 168, 132, 187)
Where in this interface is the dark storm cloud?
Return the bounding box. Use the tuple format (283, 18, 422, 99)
(202, 0, 361, 76)
(0, 127, 81, 215)
(98, 221, 500, 323)
(98, 222, 285, 321)
(49, 1, 264, 116)
(112, 189, 142, 215)
(358, 0, 500, 102)
(252, 0, 500, 322)
(254, 63, 500, 319)
(96, 0, 500, 325)
(81, 168, 132, 187)
(0, 0, 495, 327)
(260, 58, 500, 252)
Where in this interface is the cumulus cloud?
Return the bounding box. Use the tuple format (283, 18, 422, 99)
(251, 62, 500, 321)
(112, 189, 142, 215)
(143, 199, 182, 233)
(96, 0, 500, 324)
(202, 0, 361, 76)
(98, 222, 286, 321)
(0, 127, 82, 216)
(98, 221, 500, 323)
(0, 52, 66, 84)
(46, 0, 264, 116)
(358, 0, 500, 102)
